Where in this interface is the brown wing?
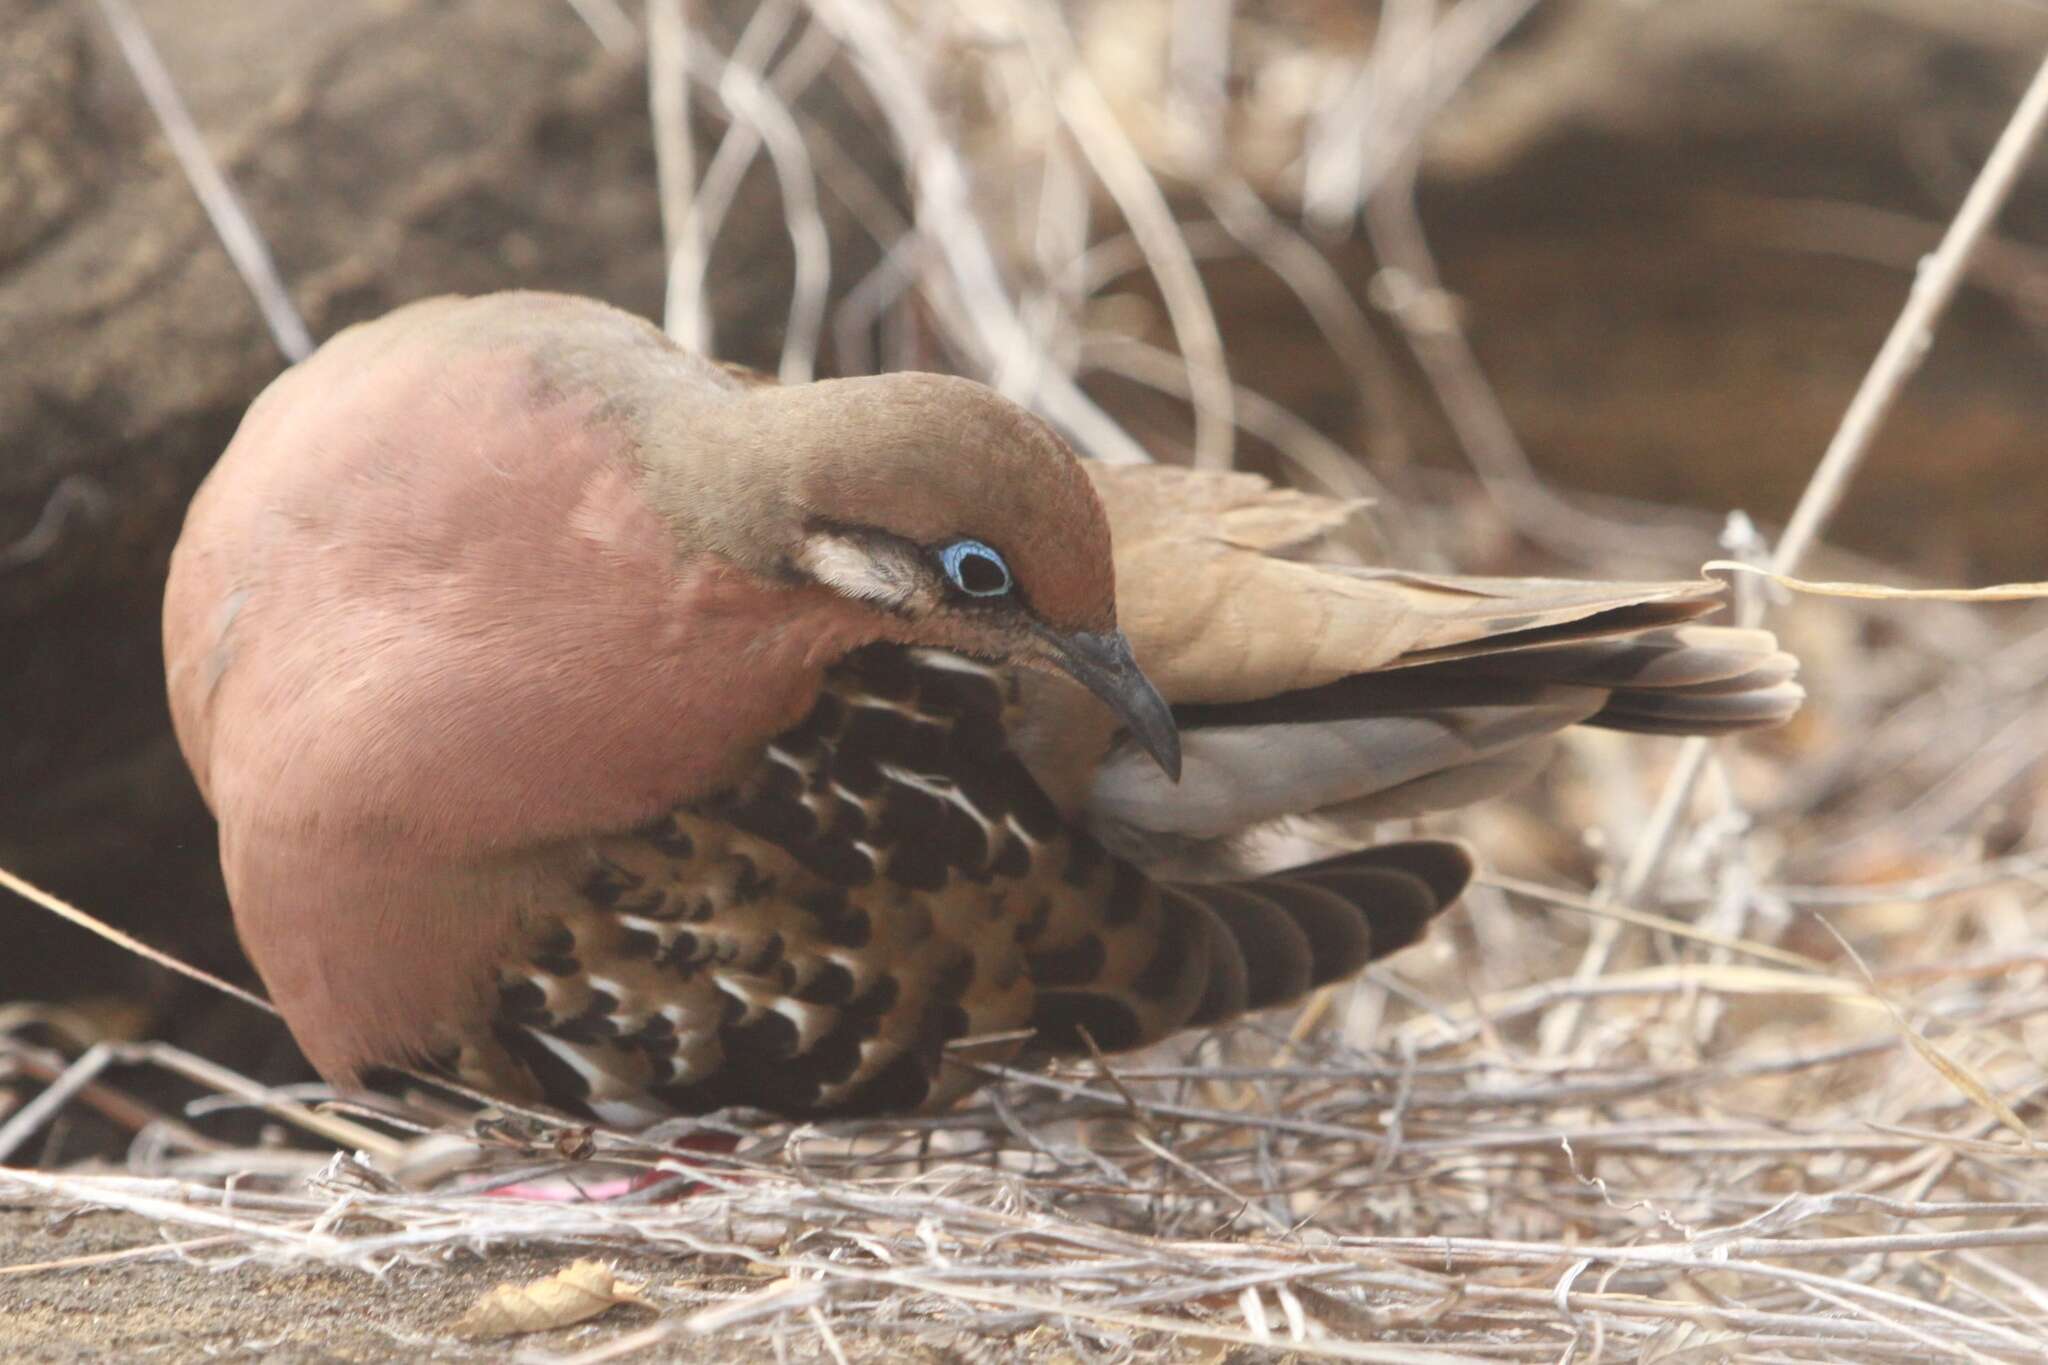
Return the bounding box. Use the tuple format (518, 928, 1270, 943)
(1027, 465, 1802, 864)
(1083, 462, 1765, 705)
(448, 646, 1467, 1124)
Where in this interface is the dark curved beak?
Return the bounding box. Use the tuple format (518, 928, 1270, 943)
(1044, 628, 1181, 781)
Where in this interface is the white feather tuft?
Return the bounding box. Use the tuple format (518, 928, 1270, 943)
(796, 532, 931, 611)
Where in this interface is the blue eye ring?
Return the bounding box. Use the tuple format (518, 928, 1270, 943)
(938, 539, 1013, 598)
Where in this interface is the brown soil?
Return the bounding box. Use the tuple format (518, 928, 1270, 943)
(0, 1206, 910, 1363)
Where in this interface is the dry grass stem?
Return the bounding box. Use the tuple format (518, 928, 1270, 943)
(92, 0, 314, 362)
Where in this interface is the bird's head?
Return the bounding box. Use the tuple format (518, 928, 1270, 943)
(644, 370, 1181, 779)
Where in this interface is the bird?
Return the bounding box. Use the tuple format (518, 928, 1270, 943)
(163, 291, 1802, 1127)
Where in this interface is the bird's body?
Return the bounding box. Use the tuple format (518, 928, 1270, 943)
(164, 292, 1800, 1124)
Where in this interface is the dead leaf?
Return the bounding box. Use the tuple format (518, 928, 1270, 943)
(451, 1259, 651, 1340)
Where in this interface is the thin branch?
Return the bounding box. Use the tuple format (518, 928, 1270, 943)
(94, 0, 313, 362)
(649, 0, 710, 350)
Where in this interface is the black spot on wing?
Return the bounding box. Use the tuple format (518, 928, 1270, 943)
(876, 783, 953, 889)
(844, 644, 921, 700)
(730, 856, 773, 903)
(723, 1006, 800, 1066)
(1102, 860, 1145, 927)
(783, 687, 846, 746)
(616, 925, 662, 960)
(631, 814, 695, 859)
(579, 863, 637, 910)
(1026, 933, 1106, 988)
(494, 1023, 593, 1110)
(743, 932, 786, 975)
(1029, 992, 1142, 1052)
(909, 655, 1004, 720)
(531, 924, 579, 977)
(720, 770, 813, 848)
(836, 1048, 933, 1115)
(499, 976, 549, 1024)
(1014, 895, 1053, 946)
(990, 834, 1031, 879)
(712, 764, 876, 889)
(551, 1001, 623, 1045)
(654, 1061, 823, 1117)
(922, 1000, 970, 1044)
(622, 1012, 676, 1050)
(999, 760, 1065, 840)
(821, 906, 872, 949)
(803, 1022, 866, 1087)
(795, 959, 856, 1006)
(1061, 837, 1104, 887)
(658, 928, 705, 972)
(845, 974, 899, 1031)
(931, 948, 975, 1002)
(843, 702, 951, 774)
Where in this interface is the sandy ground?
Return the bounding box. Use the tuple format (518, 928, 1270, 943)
(0, 1206, 920, 1363)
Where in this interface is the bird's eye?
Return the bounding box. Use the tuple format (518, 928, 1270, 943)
(938, 539, 1013, 598)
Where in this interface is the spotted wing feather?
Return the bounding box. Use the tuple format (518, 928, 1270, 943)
(454, 647, 1466, 1122)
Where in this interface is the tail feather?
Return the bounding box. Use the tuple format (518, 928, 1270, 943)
(1182, 894, 1255, 1028)
(1026, 840, 1472, 1058)
(1593, 678, 1807, 734)
(1085, 619, 1803, 854)
(1409, 623, 1807, 738)
(1411, 625, 1787, 687)
(1178, 883, 1314, 1017)
(1245, 879, 1387, 989)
